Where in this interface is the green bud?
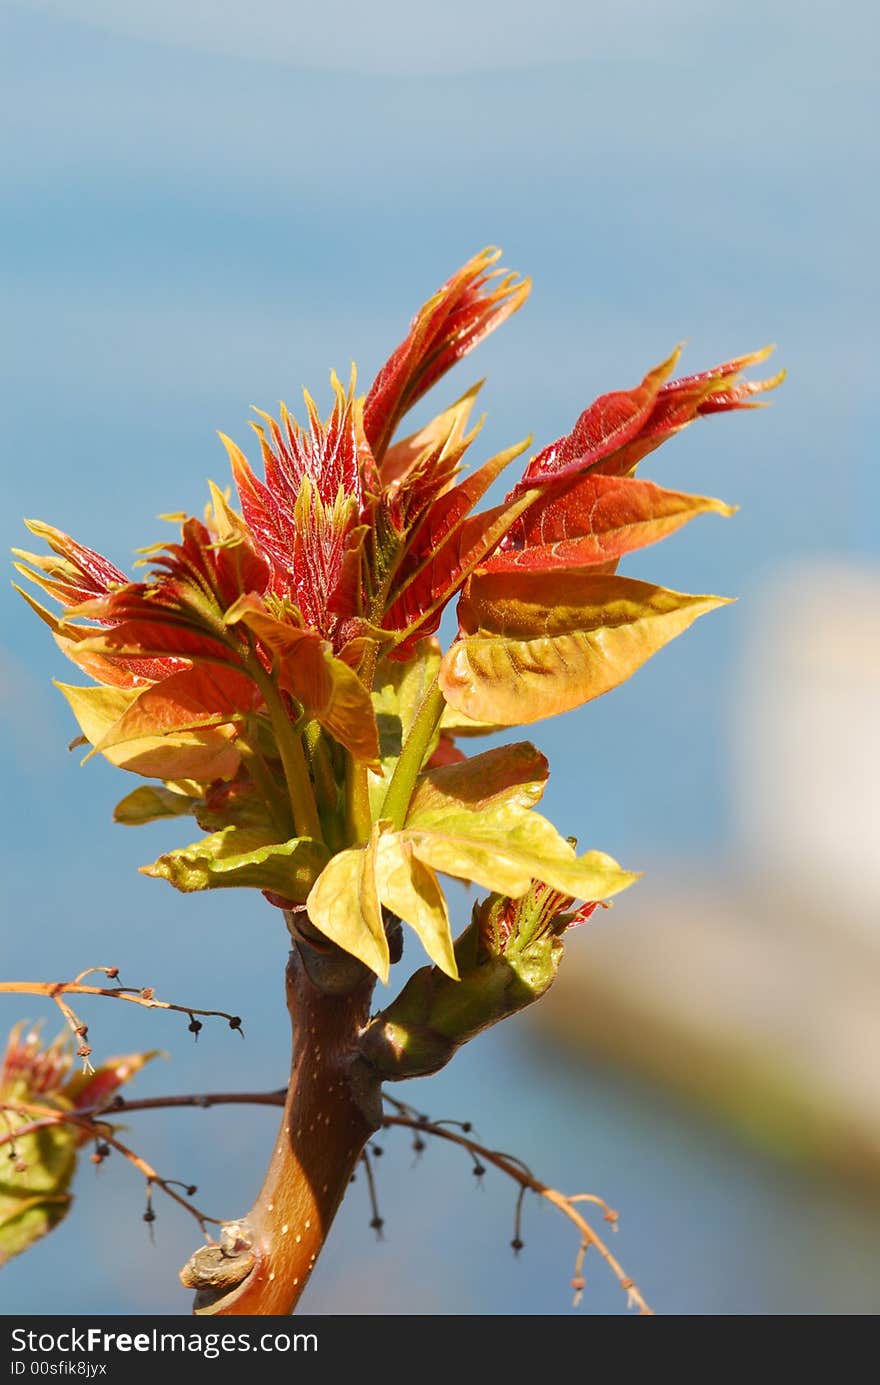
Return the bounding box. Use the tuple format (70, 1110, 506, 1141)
(359, 879, 581, 1079)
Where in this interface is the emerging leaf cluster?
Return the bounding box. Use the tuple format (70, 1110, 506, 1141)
(14, 248, 781, 982)
(0, 1025, 155, 1263)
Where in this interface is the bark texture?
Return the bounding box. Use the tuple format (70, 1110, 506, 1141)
(180, 942, 380, 1315)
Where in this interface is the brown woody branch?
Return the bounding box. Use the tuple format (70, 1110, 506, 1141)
(2, 1082, 652, 1313)
(178, 944, 382, 1315)
(0, 969, 243, 1073)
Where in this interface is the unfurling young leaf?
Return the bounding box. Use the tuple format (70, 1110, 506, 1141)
(360, 879, 609, 1080)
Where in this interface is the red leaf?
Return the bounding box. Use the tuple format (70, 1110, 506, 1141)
(514, 346, 782, 493)
(514, 349, 680, 492)
(364, 248, 530, 459)
(590, 347, 784, 479)
(95, 665, 258, 750)
(406, 436, 528, 561)
(379, 384, 484, 531)
(13, 585, 184, 688)
(222, 432, 296, 584)
(221, 378, 374, 646)
(382, 438, 531, 654)
(18, 520, 128, 605)
(426, 733, 467, 769)
(484, 473, 734, 573)
(68, 1051, 158, 1114)
(75, 618, 234, 667)
(383, 492, 532, 656)
(250, 371, 376, 511)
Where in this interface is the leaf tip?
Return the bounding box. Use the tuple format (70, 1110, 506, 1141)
(438, 953, 460, 982)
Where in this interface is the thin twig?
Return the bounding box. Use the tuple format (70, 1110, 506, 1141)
(0, 1091, 288, 1148)
(381, 1102, 652, 1315)
(0, 1084, 651, 1312)
(360, 1149, 384, 1240)
(0, 1098, 219, 1236)
(91, 1089, 288, 1119)
(0, 972, 244, 1072)
(0, 974, 242, 1025)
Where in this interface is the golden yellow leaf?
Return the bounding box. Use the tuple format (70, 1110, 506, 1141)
(374, 833, 457, 978)
(440, 571, 730, 724)
(306, 835, 390, 982)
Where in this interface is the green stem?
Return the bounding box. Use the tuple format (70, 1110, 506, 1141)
(304, 721, 344, 852)
(380, 676, 446, 830)
(248, 663, 323, 842)
(238, 732, 293, 838)
(345, 643, 379, 845)
(345, 759, 373, 845)
(303, 722, 335, 811)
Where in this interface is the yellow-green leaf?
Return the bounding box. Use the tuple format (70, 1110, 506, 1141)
(374, 833, 457, 978)
(369, 638, 445, 816)
(142, 826, 328, 902)
(402, 804, 636, 901)
(55, 681, 138, 741)
(113, 785, 196, 825)
(372, 638, 443, 746)
(56, 682, 241, 781)
(439, 704, 503, 737)
(0, 1125, 75, 1266)
(407, 742, 548, 823)
(440, 571, 730, 725)
(0, 1029, 76, 1264)
(306, 836, 390, 982)
(0, 1030, 160, 1265)
(105, 729, 240, 781)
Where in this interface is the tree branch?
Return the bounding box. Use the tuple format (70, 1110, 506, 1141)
(382, 1096, 653, 1315)
(178, 946, 381, 1315)
(1, 1081, 652, 1313)
(1, 969, 243, 1074)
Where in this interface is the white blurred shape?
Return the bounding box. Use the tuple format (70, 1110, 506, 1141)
(732, 560, 880, 926)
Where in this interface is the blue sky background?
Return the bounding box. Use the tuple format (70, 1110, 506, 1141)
(1, 0, 877, 1315)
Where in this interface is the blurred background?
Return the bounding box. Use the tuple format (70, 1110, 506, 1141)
(1, 0, 878, 1316)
